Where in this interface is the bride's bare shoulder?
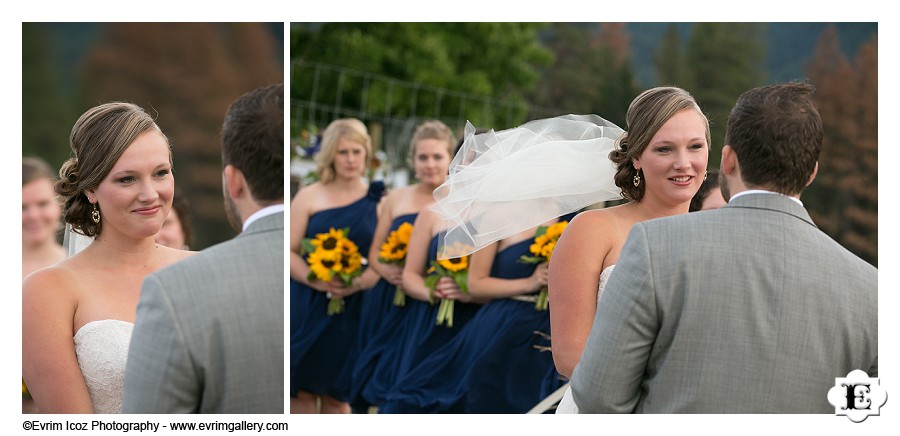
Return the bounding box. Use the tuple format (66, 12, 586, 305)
(155, 245, 197, 269)
(22, 261, 81, 311)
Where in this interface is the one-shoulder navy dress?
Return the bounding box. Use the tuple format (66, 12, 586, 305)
(339, 212, 418, 411)
(290, 181, 384, 400)
(377, 235, 482, 413)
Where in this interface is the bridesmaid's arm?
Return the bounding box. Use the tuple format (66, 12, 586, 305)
(400, 210, 438, 302)
(289, 187, 328, 292)
(366, 189, 403, 286)
(548, 212, 610, 379)
(22, 268, 94, 413)
(468, 241, 546, 299)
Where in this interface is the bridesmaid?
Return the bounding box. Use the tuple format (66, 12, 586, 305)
(378, 206, 487, 413)
(342, 120, 457, 412)
(290, 118, 385, 413)
(379, 215, 575, 413)
(22, 157, 66, 279)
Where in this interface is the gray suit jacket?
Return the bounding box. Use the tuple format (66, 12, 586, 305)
(571, 194, 877, 413)
(123, 212, 284, 413)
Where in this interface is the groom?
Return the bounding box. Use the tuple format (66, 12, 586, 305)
(570, 82, 877, 413)
(123, 83, 284, 413)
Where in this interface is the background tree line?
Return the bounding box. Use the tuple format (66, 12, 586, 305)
(290, 22, 877, 266)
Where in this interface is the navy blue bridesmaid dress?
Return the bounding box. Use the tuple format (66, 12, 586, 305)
(290, 181, 384, 401)
(339, 212, 417, 411)
(375, 213, 579, 413)
(377, 235, 481, 413)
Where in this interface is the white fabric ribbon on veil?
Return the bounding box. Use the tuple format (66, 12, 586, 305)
(431, 114, 625, 259)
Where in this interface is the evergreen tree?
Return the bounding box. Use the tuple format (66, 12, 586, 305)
(22, 23, 73, 168)
(654, 24, 689, 88)
(805, 26, 877, 265)
(530, 23, 637, 128)
(685, 23, 766, 164)
(291, 23, 552, 131)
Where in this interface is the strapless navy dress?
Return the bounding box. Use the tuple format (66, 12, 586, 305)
(338, 213, 417, 411)
(376, 213, 578, 413)
(377, 235, 481, 413)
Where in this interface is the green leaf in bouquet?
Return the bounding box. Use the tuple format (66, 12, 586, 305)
(424, 273, 440, 293)
(452, 270, 469, 293)
(518, 255, 546, 265)
(301, 238, 317, 256)
(534, 225, 549, 238)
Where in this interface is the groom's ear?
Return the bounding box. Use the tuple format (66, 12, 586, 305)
(805, 162, 818, 187)
(721, 145, 737, 176)
(223, 165, 246, 200)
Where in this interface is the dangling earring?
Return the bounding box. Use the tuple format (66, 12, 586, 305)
(633, 171, 642, 187)
(91, 203, 100, 224)
(703, 171, 708, 181)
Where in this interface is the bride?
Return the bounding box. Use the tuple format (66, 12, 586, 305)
(430, 86, 709, 413)
(549, 86, 709, 413)
(22, 102, 193, 413)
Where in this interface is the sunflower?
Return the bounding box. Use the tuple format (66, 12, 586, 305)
(395, 222, 413, 244)
(545, 221, 568, 239)
(343, 251, 363, 275)
(340, 237, 360, 257)
(530, 234, 551, 256)
(379, 231, 408, 262)
(437, 255, 468, 272)
(310, 228, 346, 259)
(307, 250, 336, 282)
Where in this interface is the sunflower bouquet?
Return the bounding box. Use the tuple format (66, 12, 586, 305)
(519, 220, 569, 311)
(425, 249, 469, 328)
(378, 222, 414, 306)
(302, 227, 366, 315)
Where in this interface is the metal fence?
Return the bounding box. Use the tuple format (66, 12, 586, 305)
(291, 60, 565, 187)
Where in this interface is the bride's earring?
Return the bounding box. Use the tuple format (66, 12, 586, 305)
(91, 203, 100, 224)
(633, 171, 641, 187)
(704, 171, 708, 181)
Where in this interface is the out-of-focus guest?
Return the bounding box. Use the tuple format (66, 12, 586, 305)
(22, 156, 66, 279)
(155, 189, 193, 250)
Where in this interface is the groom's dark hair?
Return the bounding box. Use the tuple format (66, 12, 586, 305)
(221, 83, 284, 204)
(725, 81, 822, 196)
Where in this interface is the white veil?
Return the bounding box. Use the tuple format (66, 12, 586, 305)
(431, 114, 626, 259)
(62, 223, 94, 257)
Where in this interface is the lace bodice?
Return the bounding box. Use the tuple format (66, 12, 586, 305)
(73, 319, 133, 414)
(596, 265, 614, 304)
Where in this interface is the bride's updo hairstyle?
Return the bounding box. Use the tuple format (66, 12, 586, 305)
(56, 102, 169, 237)
(315, 118, 372, 184)
(609, 86, 710, 201)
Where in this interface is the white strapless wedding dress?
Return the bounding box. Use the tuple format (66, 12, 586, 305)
(555, 265, 614, 414)
(73, 319, 134, 414)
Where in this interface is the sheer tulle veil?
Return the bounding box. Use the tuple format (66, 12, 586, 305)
(63, 223, 94, 257)
(431, 114, 625, 259)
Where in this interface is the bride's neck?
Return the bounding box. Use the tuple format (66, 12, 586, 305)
(632, 197, 690, 221)
(89, 233, 162, 266)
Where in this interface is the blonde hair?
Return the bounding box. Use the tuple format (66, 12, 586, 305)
(315, 118, 372, 183)
(406, 120, 457, 168)
(56, 102, 170, 237)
